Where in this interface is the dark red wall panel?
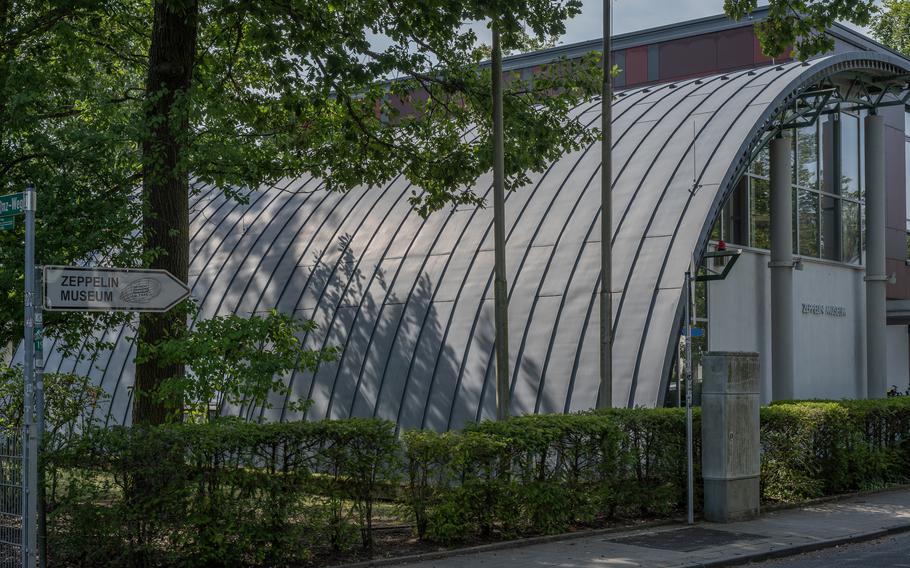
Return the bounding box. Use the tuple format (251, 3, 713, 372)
(625, 46, 649, 85)
(717, 27, 754, 70)
(659, 35, 717, 80)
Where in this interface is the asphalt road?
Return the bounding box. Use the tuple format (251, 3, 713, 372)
(750, 531, 910, 567)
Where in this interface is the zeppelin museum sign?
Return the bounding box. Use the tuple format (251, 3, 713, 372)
(44, 266, 190, 313)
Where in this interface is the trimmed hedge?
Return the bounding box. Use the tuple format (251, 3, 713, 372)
(46, 419, 400, 566)
(761, 399, 910, 501)
(43, 399, 910, 566)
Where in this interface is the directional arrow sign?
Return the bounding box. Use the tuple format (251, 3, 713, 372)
(43, 266, 190, 312)
(0, 192, 26, 217)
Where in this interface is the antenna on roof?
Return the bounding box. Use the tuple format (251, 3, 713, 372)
(691, 118, 702, 194)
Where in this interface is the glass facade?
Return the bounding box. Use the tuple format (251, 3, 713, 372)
(715, 112, 866, 265)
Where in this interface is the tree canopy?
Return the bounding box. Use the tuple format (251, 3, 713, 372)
(0, 0, 601, 341)
(872, 0, 910, 56)
(724, 0, 877, 59)
(1, 0, 604, 421)
(0, 1, 146, 346)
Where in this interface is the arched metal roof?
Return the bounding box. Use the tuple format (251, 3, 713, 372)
(38, 51, 910, 430)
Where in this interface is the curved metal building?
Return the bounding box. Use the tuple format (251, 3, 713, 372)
(37, 47, 910, 430)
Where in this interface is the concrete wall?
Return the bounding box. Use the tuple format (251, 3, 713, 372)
(887, 325, 909, 391)
(708, 249, 867, 403)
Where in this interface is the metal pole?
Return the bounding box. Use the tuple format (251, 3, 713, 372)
(865, 113, 887, 399)
(685, 268, 694, 525)
(491, 24, 510, 420)
(769, 135, 794, 401)
(22, 185, 36, 568)
(677, 337, 682, 407)
(34, 267, 45, 568)
(597, 0, 613, 409)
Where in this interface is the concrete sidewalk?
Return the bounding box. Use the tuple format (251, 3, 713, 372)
(380, 489, 910, 568)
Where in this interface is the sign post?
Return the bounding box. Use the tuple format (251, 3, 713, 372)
(35, 266, 46, 568)
(23, 260, 188, 568)
(2, 191, 191, 568)
(43, 266, 190, 313)
(684, 266, 694, 525)
(22, 186, 37, 568)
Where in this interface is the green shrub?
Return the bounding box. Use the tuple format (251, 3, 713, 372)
(759, 398, 910, 502)
(311, 418, 400, 551)
(469, 414, 624, 532)
(45, 418, 399, 567)
(401, 430, 457, 540)
(42, 398, 910, 565)
(601, 408, 695, 516)
(760, 403, 837, 501)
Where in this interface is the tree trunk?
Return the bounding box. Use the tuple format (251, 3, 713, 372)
(133, 0, 198, 425)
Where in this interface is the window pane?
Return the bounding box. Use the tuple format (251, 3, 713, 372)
(795, 123, 818, 189)
(750, 144, 769, 177)
(841, 113, 860, 200)
(750, 177, 770, 249)
(842, 200, 860, 264)
(694, 279, 707, 321)
(820, 194, 841, 261)
(859, 109, 866, 193)
(792, 189, 798, 255)
(723, 176, 750, 245)
(798, 189, 819, 257)
(820, 114, 837, 195)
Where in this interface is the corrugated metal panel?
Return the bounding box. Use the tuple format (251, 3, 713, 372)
(38, 52, 910, 429)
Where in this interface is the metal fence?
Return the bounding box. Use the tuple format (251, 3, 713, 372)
(0, 431, 21, 568)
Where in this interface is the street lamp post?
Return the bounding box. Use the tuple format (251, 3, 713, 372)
(598, 0, 613, 409)
(492, 24, 510, 420)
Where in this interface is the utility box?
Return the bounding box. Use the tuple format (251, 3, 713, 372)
(701, 352, 760, 522)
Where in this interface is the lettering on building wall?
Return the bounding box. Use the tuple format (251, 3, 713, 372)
(801, 303, 847, 317)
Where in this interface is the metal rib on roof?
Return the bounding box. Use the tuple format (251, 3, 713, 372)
(36, 52, 910, 430)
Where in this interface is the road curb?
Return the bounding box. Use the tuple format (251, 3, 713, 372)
(690, 523, 910, 567)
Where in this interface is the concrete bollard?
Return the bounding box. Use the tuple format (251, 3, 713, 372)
(701, 352, 760, 522)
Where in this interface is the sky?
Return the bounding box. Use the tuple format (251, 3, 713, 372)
(564, 0, 737, 42)
(469, 0, 875, 47)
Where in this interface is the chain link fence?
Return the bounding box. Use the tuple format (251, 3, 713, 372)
(0, 430, 21, 568)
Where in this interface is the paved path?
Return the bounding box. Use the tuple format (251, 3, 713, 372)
(381, 489, 910, 568)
